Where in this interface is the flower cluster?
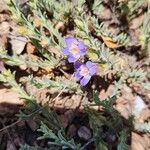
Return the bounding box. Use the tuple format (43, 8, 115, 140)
(63, 37, 97, 86)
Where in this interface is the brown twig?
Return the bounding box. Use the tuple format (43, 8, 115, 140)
(0, 119, 21, 133)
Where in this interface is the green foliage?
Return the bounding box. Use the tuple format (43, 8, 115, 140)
(8, 0, 65, 51)
(117, 130, 129, 150)
(143, 82, 150, 90)
(134, 122, 150, 133)
(21, 123, 80, 150)
(90, 16, 130, 45)
(140, 9, 150, 58)
(74, 11, 148, 92)
(0, 0, 149, 149)
(27, 75, 82, 94)
(18, 102, 61, 132)
(0, 69, 80, 149)
(32, 0, 72, 22)
(92, 0, 104, 15)
(119, 0, 148, 18)
(38, 123, 81, 150)
(87, 93, 131, 150)
(6, 0, 148, 90)
(0, 48, 59, 70)
(127, 68, 147, 84)
(20, 145, 48, 150)
(0, 69, 32, 100)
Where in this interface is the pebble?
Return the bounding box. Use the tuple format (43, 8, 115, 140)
(0, 21, 10, 34)
(77, 126, 92, 141)
(9, 35, 27, 54)
(133, 96, 147, 116)
(0, 0, 8, 12)
(98, 8, 112, 20)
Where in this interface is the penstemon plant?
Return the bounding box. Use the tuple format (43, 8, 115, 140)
(0, 0, 149, 150)
(62, 36, 98, 86)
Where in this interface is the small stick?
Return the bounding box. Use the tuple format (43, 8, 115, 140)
(0, 119, 21, 133)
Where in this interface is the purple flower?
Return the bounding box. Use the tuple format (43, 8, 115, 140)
(63, 37, 87, 62)
(74, 61, 97, 86)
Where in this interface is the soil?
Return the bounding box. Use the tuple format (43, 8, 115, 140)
(0, 0, 150, 150)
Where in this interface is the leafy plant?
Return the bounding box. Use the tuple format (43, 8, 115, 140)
(119, 0, 148, 18)
(87, 93, 132, 150)
(0, 0, 149, 149)
(38, 123, 81, 150)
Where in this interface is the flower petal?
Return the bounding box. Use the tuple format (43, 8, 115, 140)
(86, 61, 94, 68)
(68, 56, 77, 63)
(63, 47, 70, 55)
(72, 53, 81, 59)
(78, 41, 87, 56)
(86, 61, 97, 75)
(65, 37, 77, 47)
(80, 76, 91, 86)
(78, 41, 87, 50)
(89, 66, 97, 75)
(79, 49, 87, 56)
(74, 71, 82, 80)
(74, 62, 82, 70)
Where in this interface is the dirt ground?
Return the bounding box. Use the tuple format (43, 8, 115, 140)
(0, 0, 150, 150)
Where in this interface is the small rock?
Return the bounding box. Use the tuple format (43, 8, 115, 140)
(99, 85, 114, 100)
(115, 102, 132, 119)
(129, 28, 140, 45)
(26, 42, 36, 54)
(29, 54, 39, 71)
(136, 108, 150, 123)
(19, 64, 27, 70)
(133, 96, 147, 116)
(67, 124, 77, 138)
(115, 85, 136, 119)
(16, 0, 30, 17)
(98, 8, 112, 20)
(55, 21, 65, 31)
(0, 14, 10, 22)
(131, 132, 149, 150)
(68, 95, 82, 109)
(9, 35, 27, 54)
(77, 126, 92, 141)
(0, 0, 8, 12)
(0, 89, 23, 105)
(0, 34, 7, 48)
(130, 14, 144, 29)
(54, 95, 82, 110)
(0, 21, 10, 34)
